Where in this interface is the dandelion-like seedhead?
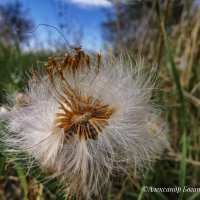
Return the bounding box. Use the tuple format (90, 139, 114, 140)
(0, 48, 168, 199)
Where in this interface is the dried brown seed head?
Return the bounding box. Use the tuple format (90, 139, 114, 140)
(43, 47, 101, 79)
(55, 91, 115, 143)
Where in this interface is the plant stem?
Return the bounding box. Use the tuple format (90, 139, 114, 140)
(157, 1, 188, 199)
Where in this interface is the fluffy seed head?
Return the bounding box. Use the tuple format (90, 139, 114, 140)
(1, 47, 168, 199)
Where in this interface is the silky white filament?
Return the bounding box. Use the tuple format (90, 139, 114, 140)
(0, 52, 168, 199)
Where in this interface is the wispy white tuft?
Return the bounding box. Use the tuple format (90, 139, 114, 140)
(1, 54, 168, 199)
(0, 106, 9, 119)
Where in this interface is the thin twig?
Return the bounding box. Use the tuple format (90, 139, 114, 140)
(165, 150, 200, 167)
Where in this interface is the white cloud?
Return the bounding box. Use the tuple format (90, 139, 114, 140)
(67, 0, 112, 7)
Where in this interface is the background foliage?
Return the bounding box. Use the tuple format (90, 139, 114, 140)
(0, 0, 200, 199)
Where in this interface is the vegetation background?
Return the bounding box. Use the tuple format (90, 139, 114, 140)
(0, 0, 200, 199)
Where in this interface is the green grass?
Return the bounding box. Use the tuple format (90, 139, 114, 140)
(15, 164, 28, 200)
(158, 1, 188, 199)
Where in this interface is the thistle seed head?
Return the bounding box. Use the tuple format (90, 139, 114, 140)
(0, 48, 168, 199)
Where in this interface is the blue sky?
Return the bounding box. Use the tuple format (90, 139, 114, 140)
(0, 0, 113, 52)
(1, 0, 200, 52)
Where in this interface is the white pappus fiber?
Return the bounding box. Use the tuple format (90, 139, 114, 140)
(0, 50, 168, 199)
